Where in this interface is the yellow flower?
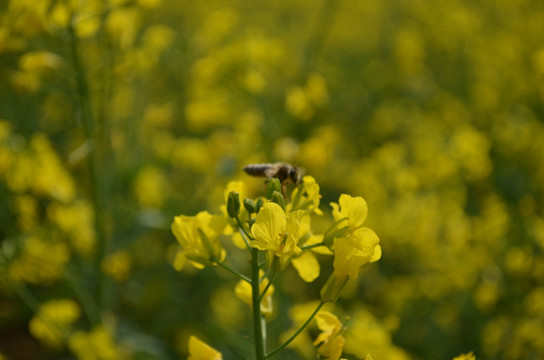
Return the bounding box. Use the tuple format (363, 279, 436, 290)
(330, 194, 368, 230)
(289, 175, 323, 215)
(452, 351, 476, 360)
(234, 271, 275, 317)
(188, 336, 223, 360)
(250, 202, 303, 262)
(171, 211, 226, 269)
(313, 312, 346, 360)
(333, 227, 381, 280)
(29, 299, 80, 348)
(321, 196, 381, 303)
(101, 250, 132, 282)
(68, 326, 120, 360)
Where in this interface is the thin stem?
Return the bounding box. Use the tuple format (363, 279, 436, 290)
(64, 269, 100, 324)
(12, 281, 40, 314)
(258, 262, 277, 302)
(251, 248, 266, 360)
(213, 261, 251, 284)
(236, 216, 253, 249)
(68, 14, 109, 314)
(300, 242, 326, 250)
(266, 301, 325, 359)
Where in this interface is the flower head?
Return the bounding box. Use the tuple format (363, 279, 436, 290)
(250, 202, 303, 263)
(333, 227, 381, 280)
(171, 211, 226, 269)
(330, 194, 368, 230)
(289, 175, 323, 214)
(313, 311, 346, 360)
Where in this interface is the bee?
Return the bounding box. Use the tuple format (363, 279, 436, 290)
(243, 162, 304, 185)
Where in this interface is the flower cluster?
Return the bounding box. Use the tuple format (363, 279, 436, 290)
(171, 174, 381, 359)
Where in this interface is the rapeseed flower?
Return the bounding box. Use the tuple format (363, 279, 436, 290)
(330, 194, 368, 230)
(289, 175, 323, 215)
(171, 211, 226, 269)
(313, 311, 346, 360)
(250, 202, 303, 267)
(29, 299, 80, 348)
(68, 325, 120, 360)
(321, 194, 381, 302)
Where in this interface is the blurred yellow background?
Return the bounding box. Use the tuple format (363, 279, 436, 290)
(1, 0, 544, 359)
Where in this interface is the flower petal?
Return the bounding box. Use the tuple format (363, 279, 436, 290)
(292, 252, 320, 282)
(251, 202, 286, 250)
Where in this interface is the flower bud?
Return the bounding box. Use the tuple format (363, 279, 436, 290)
(320, 273, 348, 303)
(265, 178, 282, 199)
(271, 191, 285, 210)
(227, 191, 241, 218)
(243, 198, 257, 214)
(255, 198, 264, 213)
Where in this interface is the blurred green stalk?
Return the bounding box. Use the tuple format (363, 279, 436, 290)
(67, 14, 110, 321)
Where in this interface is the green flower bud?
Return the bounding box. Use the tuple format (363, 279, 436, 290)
(265, 178, 282, 199)
(243, 198, 257, 214)
(271, 191, 285, 210)
(227, 191, 241, 218)
(255, 198, 264, 213)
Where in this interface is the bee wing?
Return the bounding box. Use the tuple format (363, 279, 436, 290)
(263, 166, 278, 178)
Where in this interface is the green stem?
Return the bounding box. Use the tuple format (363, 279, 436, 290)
(266, 301, 325, 359)
(258, 262, 277, 302)
(213, 261, 251, 284)
(300, 242, 326, 250)
(251, 248, 266, 360)
(12, 281, 40, 314)
(68, 14, 109, 315)
(236, 216, 253, 249)
(64, 269, 100, 324)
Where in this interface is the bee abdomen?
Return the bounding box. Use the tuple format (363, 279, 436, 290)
(243, 163, 274, 177)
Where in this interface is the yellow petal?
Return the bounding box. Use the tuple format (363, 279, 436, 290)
(188, 336, 222, 360)
(315, 311, 342, 334)
(331, 194, 368, 229)
(333, 227, 380, 279)
(291, 252, 320, 282)
(251, 202, 286, 250)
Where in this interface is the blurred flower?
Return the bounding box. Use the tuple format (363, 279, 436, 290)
(68, 325, 121, 360)
(285, 73, 329, 121)
(234, 271, 274, 317)
(19, 50, 61, 74)
(101, 250, 132, 282)
(132, 166, 170, 208)
(29, 299, 80, 348)
(452, 352, 476, 360)
(9, 236, 70, 284)
(6, 133, 75, 202)
(313, 311, 346, 360)
(171, 211, 226, 269)
(343, 308, 409, 360)
(188, 335, 222, 360)
(47, 200, 96, 256)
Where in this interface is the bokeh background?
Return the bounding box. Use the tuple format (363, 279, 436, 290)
(2, 0, 544, 359)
